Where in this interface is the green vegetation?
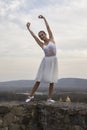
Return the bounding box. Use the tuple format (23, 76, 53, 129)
(0, 92, 87, 103)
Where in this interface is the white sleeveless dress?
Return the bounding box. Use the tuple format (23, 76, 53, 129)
(35, 41, 58, 83)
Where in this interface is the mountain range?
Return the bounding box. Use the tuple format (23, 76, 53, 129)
(0, 78, 87, 93)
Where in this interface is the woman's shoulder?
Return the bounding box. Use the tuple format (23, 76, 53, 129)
(49, 40, 55, 44)
(49, 38, 55, 44)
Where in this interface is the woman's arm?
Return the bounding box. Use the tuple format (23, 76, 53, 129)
(38, 15, 54, 40)
(26, 22, 43, 48)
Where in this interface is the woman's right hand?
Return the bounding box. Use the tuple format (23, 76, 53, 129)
(26, 22, 31, 30)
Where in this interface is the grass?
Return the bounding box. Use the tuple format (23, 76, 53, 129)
(0, 92, 87, 103)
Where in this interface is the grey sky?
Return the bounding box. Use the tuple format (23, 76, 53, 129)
(0, 0, 87, 81)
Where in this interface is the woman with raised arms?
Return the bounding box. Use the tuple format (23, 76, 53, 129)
(25, 15, 58, 103)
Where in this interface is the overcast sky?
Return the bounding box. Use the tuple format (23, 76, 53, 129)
(0, 0, 87, 81)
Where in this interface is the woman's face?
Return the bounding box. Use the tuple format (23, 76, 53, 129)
(38, 32, 47, 41)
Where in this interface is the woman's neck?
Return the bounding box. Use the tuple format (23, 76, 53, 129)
(44, 39, 49, 44)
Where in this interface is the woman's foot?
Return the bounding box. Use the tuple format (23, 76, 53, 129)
(25, 96, 34, 103)
(47, 98, 55, 103)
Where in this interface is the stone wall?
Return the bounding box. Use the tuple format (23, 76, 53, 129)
(0, 101, 87, 130)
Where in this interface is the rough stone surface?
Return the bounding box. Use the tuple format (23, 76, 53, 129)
(0, 101, 87, 130)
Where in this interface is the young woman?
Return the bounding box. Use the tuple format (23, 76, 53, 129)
(25, 15, 58, 103)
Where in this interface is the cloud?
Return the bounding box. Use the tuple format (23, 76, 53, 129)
(0, 0, 87, 80)
(58, 49, 87, 59)
(0, 0, 87, 58)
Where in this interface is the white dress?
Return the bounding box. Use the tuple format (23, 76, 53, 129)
(35, 41, 58, 83)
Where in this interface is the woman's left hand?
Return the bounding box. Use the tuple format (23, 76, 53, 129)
(38, 15, 44, 19)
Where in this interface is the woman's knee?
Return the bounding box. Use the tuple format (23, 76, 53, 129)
(50, 83, 54, 86)
(36, 81, 40, 85)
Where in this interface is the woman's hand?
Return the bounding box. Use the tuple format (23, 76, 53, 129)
(38, 15, 45, 19)
(26, 22, 31, 30)
(38, 15, 54, 40)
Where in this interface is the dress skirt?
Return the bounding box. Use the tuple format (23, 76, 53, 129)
(35, 56, 58, 83)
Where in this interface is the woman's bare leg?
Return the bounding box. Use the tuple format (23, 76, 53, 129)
(48, 83, 54, 99)
(29, 81, 40, 96)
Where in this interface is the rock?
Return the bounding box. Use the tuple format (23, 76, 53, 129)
(11, 106, 24, 116)
(0, 127, 8, 130)
(0, 106, 10, 115)
(9, 124, 20, 130)
(0, 119, 3, 126)
(3, 113, 17, 127)
(74, 125, 83, 130)
(0, 101, 87, 130)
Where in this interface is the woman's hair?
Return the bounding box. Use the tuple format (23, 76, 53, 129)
(38, 30, 46, 36)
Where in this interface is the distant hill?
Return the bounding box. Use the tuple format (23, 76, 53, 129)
(57, 78, 87, 88)
(0, 78, 87, 93)
(0, 80, 34, 92)
(0, 80, 34, 87)
(56, 78, 87, 93)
